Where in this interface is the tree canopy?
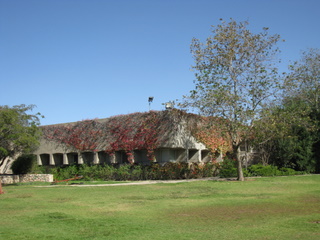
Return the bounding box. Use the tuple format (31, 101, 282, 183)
(271, 48, 320, 173)
(285, 48, 320, 113)
(181, 19, 283, 180)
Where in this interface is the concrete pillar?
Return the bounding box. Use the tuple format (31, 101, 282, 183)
(63, 153, 68, 165)
(37, 155, 42, 165)
(186, 148, 189, 163)
(198, 150, 202, 163)
(78, 152, 84, 164)
(128, 152, 134, 164)
(93, 152, 99, 164)
(110, 154, 116, 164)
(49, 154, 55, 165)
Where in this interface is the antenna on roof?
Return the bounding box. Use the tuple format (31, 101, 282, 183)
(148, 97, 154, 111)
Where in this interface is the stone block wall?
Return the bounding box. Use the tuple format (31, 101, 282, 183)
(0, 174, 53, 184)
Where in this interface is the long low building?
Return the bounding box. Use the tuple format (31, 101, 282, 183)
(33, 109, 219, 167)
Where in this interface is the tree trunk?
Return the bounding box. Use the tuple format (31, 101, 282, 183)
(0, 157, 11, 174)
(236, 146, 244, 181)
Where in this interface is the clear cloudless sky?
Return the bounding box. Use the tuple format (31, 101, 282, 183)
(1, 0, 320, 125)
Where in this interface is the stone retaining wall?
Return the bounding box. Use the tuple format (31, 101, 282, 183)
(0, 174, 53, 184)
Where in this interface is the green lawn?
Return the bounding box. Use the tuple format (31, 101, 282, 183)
(1, 175, 319, 240)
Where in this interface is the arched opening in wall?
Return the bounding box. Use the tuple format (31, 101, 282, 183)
(174, 148, 186, 162)
(213, 151, 223, 162)
(155, 148, 173, 163)
(115, 151, 129, 164)
(67, 153, 78, 165)
(154, 149, 163, 163)
(98, 151, 109, 164)
(40, 154, 50, 166)
(154, 148, 183, 163)
(188, 149, 199, 163)
(201, 150, 211, 162)
(134, 150, 149, 164)
(53, 153, 63, 166)
(82, 152, 94, 165)
(154, 148, 186, 163)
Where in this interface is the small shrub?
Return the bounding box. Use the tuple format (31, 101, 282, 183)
(79, 164, 109, 181)
(144, 164, 162, 180)
(279, 167, 304, 176)
(52, 165, 79, 181)
(99, 164, 116, 180)
(35, 165, 52, 174)
(189, 162, 219, 178)
(115, 164, 131, 181)
(248, 164, 280, 177)
(248, 164, 302, 177)
(11, 154, 38, 174)
(131, 165, 143, 180)
(161, 162, 187, 180)
(218, 158, 238, 178)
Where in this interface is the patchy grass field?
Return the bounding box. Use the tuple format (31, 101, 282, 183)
(1, 175, 320, 240)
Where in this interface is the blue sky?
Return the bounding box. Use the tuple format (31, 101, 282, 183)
(1, 0, 320, 125)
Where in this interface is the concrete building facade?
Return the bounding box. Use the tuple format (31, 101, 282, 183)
(33, 110, 217, 168)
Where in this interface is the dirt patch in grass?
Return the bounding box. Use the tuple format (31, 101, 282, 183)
(15, 194, 33, 198)
(297, 195, 320, 204)
(167, 199, 320, 224)
(310, 221, 320, 224)
(50, 197, 74, 203)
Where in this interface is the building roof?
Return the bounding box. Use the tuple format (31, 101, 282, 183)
(40, 109, 203, 153)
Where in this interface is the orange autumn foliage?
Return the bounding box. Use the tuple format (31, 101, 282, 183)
(194, 118, 231, 155)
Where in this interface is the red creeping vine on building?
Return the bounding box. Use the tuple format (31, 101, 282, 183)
(42, 120, 102, 152)
(42, 110, 230, 164)
(42, 112, 166, 164)
(105, 111, 164, 163)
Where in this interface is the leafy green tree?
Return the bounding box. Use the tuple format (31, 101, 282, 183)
(0, 104, 42, 173)
(280, 48, 320, 172)
(181, 19, 282, 180)
(285, 48, 320, 113)
(270, 125, 315, 172)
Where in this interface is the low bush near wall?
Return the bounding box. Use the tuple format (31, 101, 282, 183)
(49, 162, 220, 181)
(11, 154, 50, 175)
(218, 158, 238, 178)
(247, 164, 304, 176)
(218, 158, 305, 178)
(11, 154, 38, 174)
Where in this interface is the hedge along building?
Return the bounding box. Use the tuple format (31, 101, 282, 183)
(33, 109, 227, 167)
